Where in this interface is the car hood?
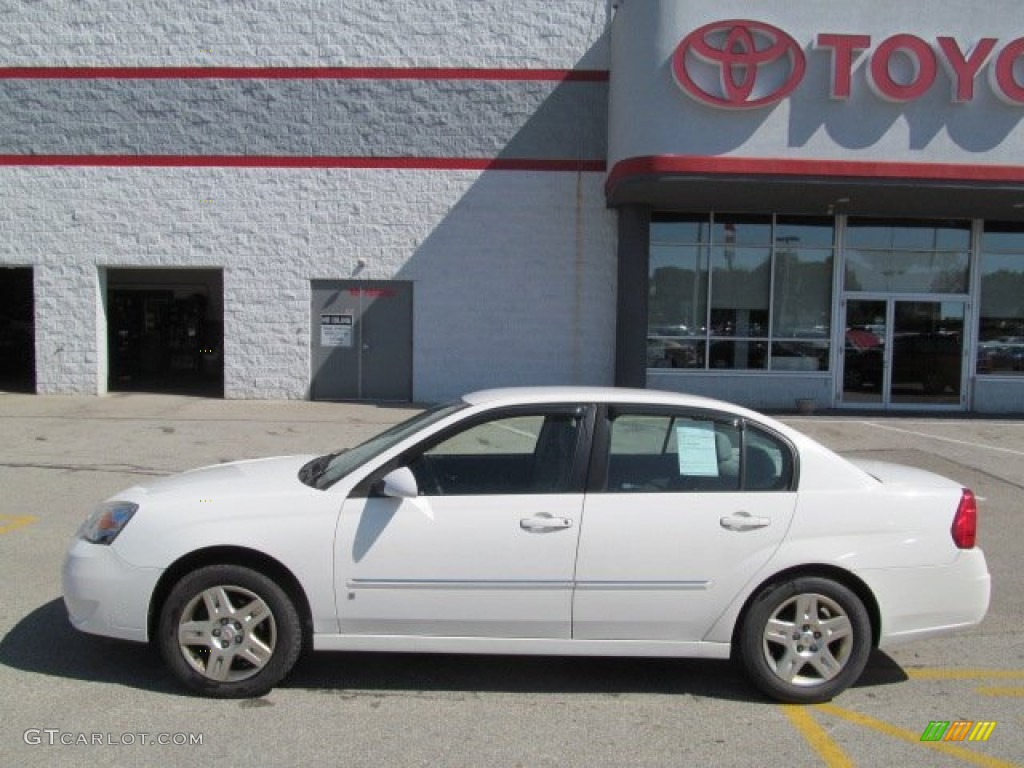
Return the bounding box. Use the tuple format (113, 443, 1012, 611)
(123, 455, 319, 499)
(846, 458, 962, 489)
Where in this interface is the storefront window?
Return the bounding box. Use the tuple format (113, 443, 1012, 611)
(649, 214, 833, 372)
(845, 219, 970, 294)
(978, 225, 1024, 375)
(649, 217, 709, 369)
(709, 216, 770, 369)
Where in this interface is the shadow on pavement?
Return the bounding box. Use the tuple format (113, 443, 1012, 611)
(285, 647, 907, 701)
(0, 598, 180, 695)
(1, 599, 907, 701)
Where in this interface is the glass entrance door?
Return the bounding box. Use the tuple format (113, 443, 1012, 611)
(842, 299, 966, 408)
(842, 300, 886, 406)
(890, 301, 965, 405)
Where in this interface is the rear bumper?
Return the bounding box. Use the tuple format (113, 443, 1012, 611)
(862, 549, 991, 647)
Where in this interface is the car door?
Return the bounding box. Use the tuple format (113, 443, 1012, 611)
(336, 405, 590, 639)
(573, 406, 798, 641)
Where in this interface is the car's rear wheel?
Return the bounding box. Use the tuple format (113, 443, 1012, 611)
(157, 564, 302, 698)
(739, 577, 871, 703)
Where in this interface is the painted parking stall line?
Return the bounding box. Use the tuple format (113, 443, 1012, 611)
(782, 668, 1024, 768)
(861, 422, 1024, 457)
(814, 704, 1015, 768)
(783, 704, 1017, 768)
(781, 705, 854, 768)
(904, 668, 1024, 681)
(976, 687, 1024, 698)
(906, 667, 1024, 701)
(0, 515, 37, 535)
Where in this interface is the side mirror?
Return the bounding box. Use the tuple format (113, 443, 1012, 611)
(378, 467, 420, 500)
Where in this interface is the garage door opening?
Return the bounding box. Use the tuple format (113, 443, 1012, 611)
(0, 267, 35, 393)
(105, 268, 224, 396)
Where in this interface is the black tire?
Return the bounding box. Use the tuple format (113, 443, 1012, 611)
(157, 564, 302, 698)
(738, 577, 872, 704)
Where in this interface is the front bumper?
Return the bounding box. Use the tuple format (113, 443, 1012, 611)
(62, 538, 163, 643)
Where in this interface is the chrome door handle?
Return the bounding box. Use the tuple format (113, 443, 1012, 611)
(720, 511, 770, 531)
(519, 514, 573, 532)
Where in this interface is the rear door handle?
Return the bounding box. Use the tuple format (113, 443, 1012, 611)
(519, 514, 573, 532)
(720, 511, 770, 531)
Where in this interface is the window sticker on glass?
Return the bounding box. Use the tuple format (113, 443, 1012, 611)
(676, 422, 720, 477)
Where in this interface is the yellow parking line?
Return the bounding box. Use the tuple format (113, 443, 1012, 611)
(905, 668, 1024, 681)
(781, 705, 854, 768)
(976, 686, 1024, 697)
(816, 704, 1019, 768)
(0, 514, 37, 535)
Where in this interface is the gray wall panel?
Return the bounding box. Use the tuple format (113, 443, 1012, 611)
(0, 78, 607, 160)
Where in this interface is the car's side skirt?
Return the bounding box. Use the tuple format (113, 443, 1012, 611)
(312, 634, 733, 658)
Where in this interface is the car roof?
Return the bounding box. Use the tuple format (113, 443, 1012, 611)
(460, 386, 809, 441)
(463, 386, 756, 414)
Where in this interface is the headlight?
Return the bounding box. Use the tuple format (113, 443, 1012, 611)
(77, 501, 138, 545)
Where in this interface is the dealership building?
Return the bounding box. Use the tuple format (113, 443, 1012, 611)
(2, 0, 1023, 412)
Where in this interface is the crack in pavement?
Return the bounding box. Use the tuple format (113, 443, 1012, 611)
(0, 462, 172, 477)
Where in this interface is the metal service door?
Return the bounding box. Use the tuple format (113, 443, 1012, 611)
(311, 280, 413, 401)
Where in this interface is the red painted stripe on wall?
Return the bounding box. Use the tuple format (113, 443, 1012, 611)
(0, 155, 607, 172)
(0, 66, 609, 82)
(607, 154, 1024, 192)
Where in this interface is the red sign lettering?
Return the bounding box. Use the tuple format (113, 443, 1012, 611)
(816, 34, 870, 99)
(993, 38, 1024, 104)
(867, 35, 937, 102)
(674, 20, 1024, 108)
(938, 37, 997, 102)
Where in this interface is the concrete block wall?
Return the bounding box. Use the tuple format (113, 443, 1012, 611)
(3, 1, 613, 68)
(0, 1, 617, 400)
(0, 165, 616, 400)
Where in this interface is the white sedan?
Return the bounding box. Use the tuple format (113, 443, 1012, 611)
(63, 387, 990, 703)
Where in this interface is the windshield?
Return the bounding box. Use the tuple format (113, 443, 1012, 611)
(307, 401, 467, 489)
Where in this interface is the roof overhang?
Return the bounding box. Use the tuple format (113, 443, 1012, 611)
(606, 155, 1024, 220)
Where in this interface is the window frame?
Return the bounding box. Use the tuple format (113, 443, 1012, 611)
(844, 217, 971, 295)
(976, 223, 1024, 377)
(587, 404, 799, 494)
(648, 213, 834, 373)
(355, 403, 596, 498)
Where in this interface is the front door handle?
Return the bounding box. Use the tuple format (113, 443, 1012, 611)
(519, 514, 573, 532)
(720, 511, 771, 531)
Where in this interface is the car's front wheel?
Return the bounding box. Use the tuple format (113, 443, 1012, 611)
(738, 577, 872, 703)
(157, 564, 302, 698)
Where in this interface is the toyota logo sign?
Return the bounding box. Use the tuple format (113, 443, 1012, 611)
(672, 19, 806, 109)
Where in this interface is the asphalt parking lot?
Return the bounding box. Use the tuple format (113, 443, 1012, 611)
(0, 393, 1021, 767)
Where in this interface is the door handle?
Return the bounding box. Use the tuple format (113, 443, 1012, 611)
(719, 511, 770, 531)
(519, 514, 573, 532)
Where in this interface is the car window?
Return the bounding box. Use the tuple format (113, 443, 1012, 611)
(604, 412, 794, 493)
(407, 410, 583, 496)
(427, 415, 544, 456)
(606, 413, 740, 492)
(743, 426, 793, 491)
(311, 401, 467, 489)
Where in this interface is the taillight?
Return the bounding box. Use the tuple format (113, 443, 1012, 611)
(951, 489, 977, 549)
